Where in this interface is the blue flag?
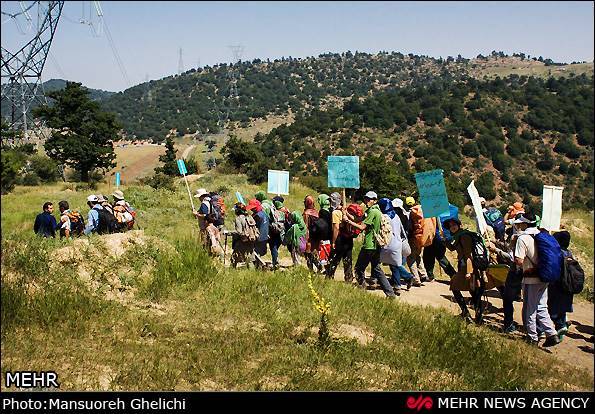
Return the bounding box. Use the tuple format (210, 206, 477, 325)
(177, 159, 187, 175)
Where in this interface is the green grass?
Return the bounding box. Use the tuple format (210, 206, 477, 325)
(1, 174, 593, 390)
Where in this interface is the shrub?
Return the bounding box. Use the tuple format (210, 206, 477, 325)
(140, 172, 176, 191)
(476, 172, 497, 200)
(22, 172, 40, 186)
(28, 154, 59, 182)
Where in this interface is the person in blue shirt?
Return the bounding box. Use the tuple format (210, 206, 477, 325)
(33, 201, 58, 238)
(247, 198, 269, 269)
(84, 195, 103, 235)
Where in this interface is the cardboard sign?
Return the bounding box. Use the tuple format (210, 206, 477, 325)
(414, 169, 450, 218)
(115, 172, 121, 188)
(467, 180, 488, 236)
(235, 191, 246, 205)
(267, 170, 290, 195)
(177, 159, 187, 175)
(327, 156, 360, 189)
(541, 185, 564, 232)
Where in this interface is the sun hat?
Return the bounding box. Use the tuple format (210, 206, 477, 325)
(392, 198, 404, 209)
(405, 196, 416, 206)
(194, 188, 209, 198)
(364, 191, 378, 200)
(511, 212, 536, 225)
(112, 190, 125, 200)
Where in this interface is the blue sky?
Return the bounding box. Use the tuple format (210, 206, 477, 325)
(2, 1, 593, 91)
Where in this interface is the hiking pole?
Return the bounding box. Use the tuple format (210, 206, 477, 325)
(223, 232, 228, 266)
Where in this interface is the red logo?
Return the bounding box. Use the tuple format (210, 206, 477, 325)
(407, 395, 433, 411)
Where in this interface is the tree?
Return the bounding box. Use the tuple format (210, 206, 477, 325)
(155, 136, 178, 176)
(476, 172, 497, 200)
(34, 82, 120, 182)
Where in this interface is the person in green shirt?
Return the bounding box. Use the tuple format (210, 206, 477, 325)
(343, 191, 396, 298)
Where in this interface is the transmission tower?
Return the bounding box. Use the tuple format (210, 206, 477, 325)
(219, 44, 244, 133)
(178, 47, 184, 75)
(1, 1, 64, 142)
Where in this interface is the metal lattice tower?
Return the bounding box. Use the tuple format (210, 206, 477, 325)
(218, 44, 244, 133)
(1, 1, 64, 142)
(178, 47, 184, 75)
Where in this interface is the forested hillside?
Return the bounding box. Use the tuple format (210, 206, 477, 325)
(233, 74, 593, 210)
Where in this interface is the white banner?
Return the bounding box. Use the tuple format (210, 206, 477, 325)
(541, 185, 564, 232)
(467, 180, 488, 236)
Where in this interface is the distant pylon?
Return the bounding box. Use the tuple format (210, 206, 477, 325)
(178, 47, 184, 75)
(219, 44, 244, 132)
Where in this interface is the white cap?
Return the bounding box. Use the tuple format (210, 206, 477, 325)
(87, 195, 99, 203)
(364, 191, 378, 200)
(479, 197, 486, 204)
(194, 188, 209, 198)
(392, 198, 403, 209)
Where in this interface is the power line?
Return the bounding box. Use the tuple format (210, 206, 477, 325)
(103, 18, 131, 88)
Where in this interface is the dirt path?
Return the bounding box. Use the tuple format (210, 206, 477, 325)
(182, 145, 196, 160)
(250, 254, 594, 376)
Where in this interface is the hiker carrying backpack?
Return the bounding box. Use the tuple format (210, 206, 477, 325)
(340, 203, 364, 238)
(529, 231, 564, 284)
(374, 213, 393, 248)
(97, 207, 120, 235)
(240, 214, 259, 242)
(455, 229, 490, 272)
(209, 192, 226, 227)
(67, 210, 85, 237)
(113, 204, 135, 231)
(484, 207, 505, 241)
(268, 203, 286, 239)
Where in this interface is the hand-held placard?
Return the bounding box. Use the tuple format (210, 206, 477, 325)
(414, 169, 450, 218)
(328, 156, 360, 189)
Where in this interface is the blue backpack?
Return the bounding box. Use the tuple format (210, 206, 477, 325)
(531, 232, 563, 283)
(483, 207, 505, 237)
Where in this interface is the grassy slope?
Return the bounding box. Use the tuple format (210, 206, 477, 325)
(1, 174, 592, 390)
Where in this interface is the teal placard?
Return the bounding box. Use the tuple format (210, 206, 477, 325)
(267, 170, 289, 195)
(177, 159, 187, 175)
(235, 191, 245, 205)
(327, 156, 360, 189)
(414, 169, 450, 218)
(115, 172, 120, 187)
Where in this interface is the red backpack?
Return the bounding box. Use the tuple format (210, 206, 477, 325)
(340, 204, 364, 238)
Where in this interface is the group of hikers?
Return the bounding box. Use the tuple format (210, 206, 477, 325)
(192, 187, 585, 349)
(33, 190, 137, 239)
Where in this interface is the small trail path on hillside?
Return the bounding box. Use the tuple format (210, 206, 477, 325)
(182, 144, 196, 159)
(226, 253, 594, 376)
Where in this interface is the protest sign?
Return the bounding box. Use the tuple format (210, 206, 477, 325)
(235, 191, 246, 205)
(115, 172, 121, 188)
(467, 180, 488, 236)
(177, 159, 188, 175)
(177, 159, 194, 211)
(541, 185, 564, 232)
(267, 170, 290, 195)
(327, 156, 360, 189)
(414, 169, 450, 218)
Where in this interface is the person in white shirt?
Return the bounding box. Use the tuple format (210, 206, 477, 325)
(513, 212, 559, 347)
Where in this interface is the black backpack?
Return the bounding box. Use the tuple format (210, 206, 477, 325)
(560, 255, 585, 294)
(308, 214, 329, 242)
(97, 208, 120, 235)
(458, 230, 489, 272)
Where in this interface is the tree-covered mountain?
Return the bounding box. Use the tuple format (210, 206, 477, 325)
(1, 79, 115, 119)
(228, 73, 594, 210)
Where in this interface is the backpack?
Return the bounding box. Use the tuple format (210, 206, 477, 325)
(484, 207, 505, 237)
(268, 204, 285, 237)
(560, 255, 585, 294)
(113, 204, 135, 231)
(97, 208, 120, 235)
(67, 210, 85, 236)
(374, 213, 393, 248)
(531, 232, 563, 284)
(340, 204, 364, 238)
(307, 212, 328, 242)
(209, 193, 226, 226)
(242, 215, 259, 242)
(458, 230, 489, 272)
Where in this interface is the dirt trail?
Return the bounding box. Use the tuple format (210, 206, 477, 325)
(261, 255, 594, 375)
(182, 145, 196, 159)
